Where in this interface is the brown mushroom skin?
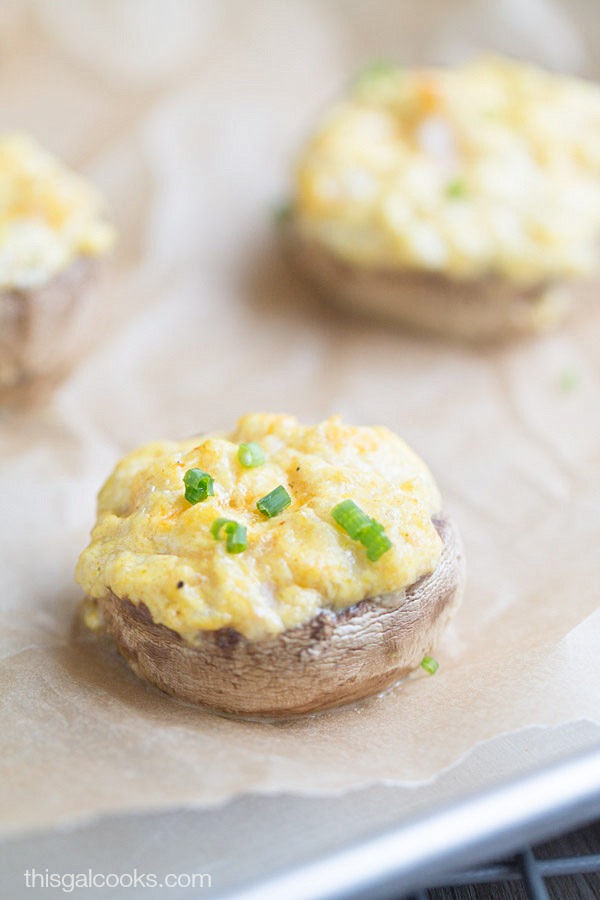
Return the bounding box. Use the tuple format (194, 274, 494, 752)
(0, 256, 102, 407)
(94, 513, 464, 719)
(283, 219, 572, 343)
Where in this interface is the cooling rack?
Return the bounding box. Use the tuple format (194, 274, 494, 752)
(230, 742, 600, 900)
(409, 822, 600, 898)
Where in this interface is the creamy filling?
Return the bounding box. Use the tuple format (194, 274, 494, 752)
(76, 414, 444, 642)
(294, 57, 600, 285)
(0, 133, 114, 289)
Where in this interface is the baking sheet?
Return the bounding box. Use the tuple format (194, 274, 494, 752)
(1, 0, 600, 839)
(2, 722, 600, 900)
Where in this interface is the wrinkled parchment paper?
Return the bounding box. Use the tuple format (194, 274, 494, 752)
(1, 0, 600, 839)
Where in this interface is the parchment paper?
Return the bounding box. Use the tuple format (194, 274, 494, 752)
(1, 0, 599, 839)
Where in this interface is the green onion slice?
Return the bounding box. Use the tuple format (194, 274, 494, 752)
(237, 442, 266, 468)
(183, 468, 215, 505)
(331, 499, 373, 540)
(445, 178, 466, 199)
(420, 656, 439, 675)
(558, 369, 579, 392)
(356, 59, 396, 87)
(273, 201, 291, 224)
(256, 485, 291, 518)
(331, 499, 393, 562)
(360, 521, 393, 562)
(211, 518, 247, 554)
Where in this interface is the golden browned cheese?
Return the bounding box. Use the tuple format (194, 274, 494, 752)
(0, 133, 114, 289)
(294, 57, 600, 285)
(76, 414, 443, 642)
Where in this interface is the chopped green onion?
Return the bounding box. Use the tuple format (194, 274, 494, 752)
(558, 369, 579, 392)
(445, 178, 466, 200)
(331, 499, 373, 540)
(238, 442, 266, 468)
(183, 468, 215, 504)
(420, 656, 439, 675)
(331, 499, 393, 562)
(273, 201, 291, 224)
(211, 518, 247, 554)
(225, 524, 247, 554)
(356, 59, 396, 87)
(211, 518, 231, 539)
(257, 485, 291, 518)
(360, 521, 393, 562)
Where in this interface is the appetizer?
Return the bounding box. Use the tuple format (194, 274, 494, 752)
(76, 414, 464, 717)
(284, 56, 600, 340)
(0, 133, 115, 404)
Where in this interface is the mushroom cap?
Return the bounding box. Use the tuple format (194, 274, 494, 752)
(283, 220, 572, 342)
(0, 256, 102, 406)
(95, 513, 465, 719)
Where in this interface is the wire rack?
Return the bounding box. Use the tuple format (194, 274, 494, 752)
(406, 820, 600, 899)
(233, 743, 600, 900)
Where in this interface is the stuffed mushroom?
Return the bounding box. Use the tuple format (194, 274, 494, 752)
(284, 57, 600, 341)
(0, 133, 115, 404)
(76, 414, 465, 717)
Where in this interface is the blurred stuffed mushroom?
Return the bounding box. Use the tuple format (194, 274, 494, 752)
(283, 56, 600, 340)
(0, 133, 115, 405)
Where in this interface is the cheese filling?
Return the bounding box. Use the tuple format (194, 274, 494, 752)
(294, 57, 600, 286)
(76, 414, 443, 642)
(0, 133, 115, 289)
